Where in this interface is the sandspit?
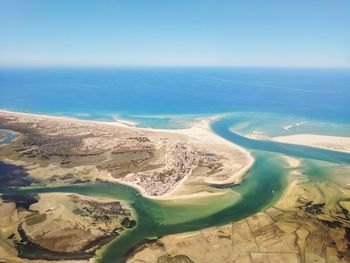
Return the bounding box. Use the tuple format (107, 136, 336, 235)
(272, 133, 350, 153)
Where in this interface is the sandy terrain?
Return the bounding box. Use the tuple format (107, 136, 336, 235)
(283, 156, 301, 168)
(0, 110, 253, 199)
(272, 134, 350, 153)
(243, 131, 266, 140)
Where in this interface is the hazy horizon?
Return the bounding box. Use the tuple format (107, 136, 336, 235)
(1, 65, 350, 70)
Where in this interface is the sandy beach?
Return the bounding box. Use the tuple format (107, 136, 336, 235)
(272, 134, 350, 153)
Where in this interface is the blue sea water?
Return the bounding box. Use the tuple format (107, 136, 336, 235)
(0, 67, 350, 124)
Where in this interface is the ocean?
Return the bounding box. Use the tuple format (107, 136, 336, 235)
(1, 67, 350, 125)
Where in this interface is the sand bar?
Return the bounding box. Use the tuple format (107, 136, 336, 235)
(272, 134, 350, 153)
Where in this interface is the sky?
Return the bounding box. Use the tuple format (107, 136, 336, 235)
(0, 0, 349, 67)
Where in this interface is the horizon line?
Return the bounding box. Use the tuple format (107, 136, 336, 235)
(0, 64, 349, 70)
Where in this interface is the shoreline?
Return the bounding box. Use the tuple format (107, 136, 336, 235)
(113, 176, 233, 200)
(0, 109, 254, 201)
(0, 109, 132, 128)
(272, 133, 350, 153)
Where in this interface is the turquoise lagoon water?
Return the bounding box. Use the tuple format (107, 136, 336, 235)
(1, 67, 350, 262)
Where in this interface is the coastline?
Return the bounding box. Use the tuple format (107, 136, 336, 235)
(0, 109, 132, 128)
(0, 109, 254, 201)
(113, 176, 234, 201)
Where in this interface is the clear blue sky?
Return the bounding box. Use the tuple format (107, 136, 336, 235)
(0, 0, 349, 67)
